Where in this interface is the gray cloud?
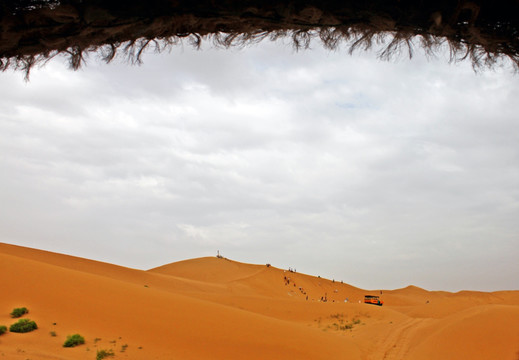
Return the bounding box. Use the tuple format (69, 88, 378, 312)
(0, 40, 518, 291)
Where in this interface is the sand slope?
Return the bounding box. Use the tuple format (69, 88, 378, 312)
(0, 242, 518, 359)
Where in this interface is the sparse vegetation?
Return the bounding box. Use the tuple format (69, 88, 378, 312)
(0, 325, 7, 335)
(121, 344, 128, 352)
(10, 307, 28, 318)
(63, 334, 85, 347)
(330, 322, 353, 331)
(9, 319, 37, 333)
(317, 313, 363, 332)
(96, 349, 115, 359)
(50, 331, 57, 337)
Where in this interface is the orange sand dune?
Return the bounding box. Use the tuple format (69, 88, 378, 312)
(0, 242, 518, 359)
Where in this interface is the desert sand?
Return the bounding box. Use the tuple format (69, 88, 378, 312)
(0, 242, 518, 359)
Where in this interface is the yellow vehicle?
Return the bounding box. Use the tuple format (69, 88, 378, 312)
(364, 295, 383, 306)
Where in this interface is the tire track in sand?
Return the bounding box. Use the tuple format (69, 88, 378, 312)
(367, 318, 434, 360)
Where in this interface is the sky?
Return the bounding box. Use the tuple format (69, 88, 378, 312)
(1, 37, 518, 292)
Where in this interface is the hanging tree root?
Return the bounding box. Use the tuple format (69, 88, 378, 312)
(1, 0, 519, 78)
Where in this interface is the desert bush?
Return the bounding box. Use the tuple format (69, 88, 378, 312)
(63, 333, 85, 347)
(96, 349, 115, 359)
(0, 325, 7, 335)
(10, 307, 28, 318)
(9, 319, 37, 333)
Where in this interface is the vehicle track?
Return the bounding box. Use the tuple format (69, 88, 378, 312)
(367, 318, 433, 360)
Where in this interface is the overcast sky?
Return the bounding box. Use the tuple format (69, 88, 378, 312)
(1, 38, 518, 292)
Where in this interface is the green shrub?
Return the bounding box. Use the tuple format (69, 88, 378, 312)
(9, 319, 38, 333)
(0, 325, 7, 335)
(10, 307, 28, 318)
(63, 333, 85, 347)
(96, 349, 115, 359)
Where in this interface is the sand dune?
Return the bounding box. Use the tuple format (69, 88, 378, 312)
(0, 242, 517, 359)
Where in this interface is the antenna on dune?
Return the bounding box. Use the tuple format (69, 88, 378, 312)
(216, 250, 223, 259)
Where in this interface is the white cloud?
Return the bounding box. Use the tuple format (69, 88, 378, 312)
(0, 40, 518, 291)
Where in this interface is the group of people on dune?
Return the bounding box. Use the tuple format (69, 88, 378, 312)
(283, 269, 355, 303)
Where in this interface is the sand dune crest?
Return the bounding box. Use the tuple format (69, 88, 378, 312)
(0, 242, 517, 359)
